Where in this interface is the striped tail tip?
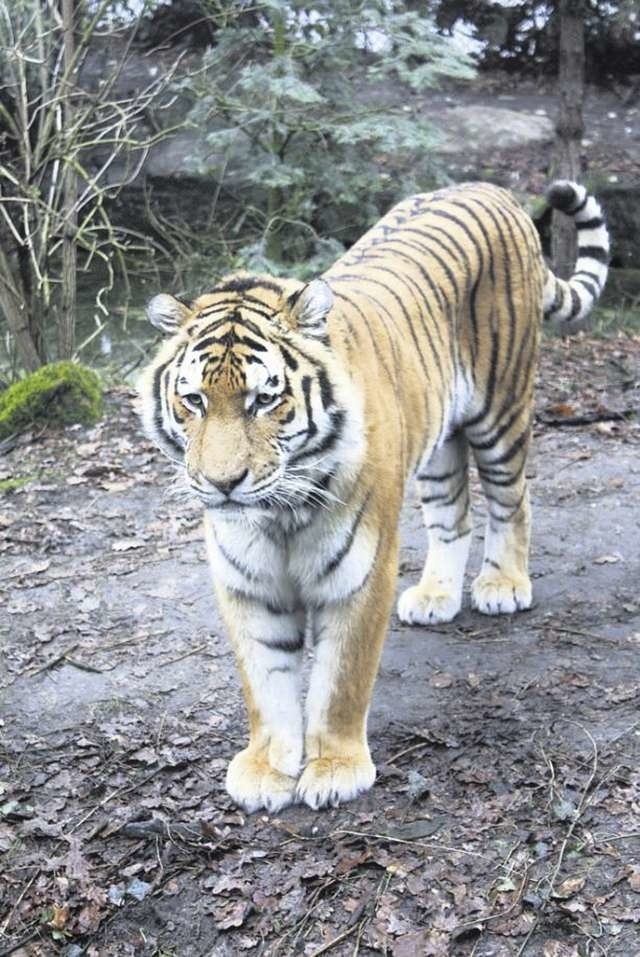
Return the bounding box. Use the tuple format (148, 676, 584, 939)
(543, 180, 610, 330)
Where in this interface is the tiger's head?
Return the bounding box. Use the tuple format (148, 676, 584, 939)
(138, 273, 358, 513)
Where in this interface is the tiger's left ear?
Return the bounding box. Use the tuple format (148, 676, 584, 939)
(285, 279, 333, 337)
(145, 293, 191, 334)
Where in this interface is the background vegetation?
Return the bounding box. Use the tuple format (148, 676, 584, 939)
(0, 0, 638, 383)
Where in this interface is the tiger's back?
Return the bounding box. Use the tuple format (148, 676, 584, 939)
(323, 182, 547, 477)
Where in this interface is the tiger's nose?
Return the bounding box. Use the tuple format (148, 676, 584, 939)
(210, 468, 249, 496)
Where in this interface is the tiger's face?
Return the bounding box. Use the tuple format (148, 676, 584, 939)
(139, 274, 347, 513)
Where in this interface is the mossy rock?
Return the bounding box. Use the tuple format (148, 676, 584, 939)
(0, 362, 103, 440)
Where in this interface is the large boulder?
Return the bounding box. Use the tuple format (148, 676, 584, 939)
(433, 105, 554, 154)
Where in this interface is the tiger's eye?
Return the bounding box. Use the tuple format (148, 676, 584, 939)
(255, 393, 273, 407)
(184, 393, 204, 409)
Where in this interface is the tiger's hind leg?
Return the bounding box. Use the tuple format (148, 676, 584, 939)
(398, 433, 472, 625)
(468, 419, 532, 615)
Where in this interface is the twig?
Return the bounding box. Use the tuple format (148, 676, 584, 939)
(27, 642, 78, 676)
(536, 408, 635, 427)
(308, 922, 358, 956)
(335, 828, 497, 865)
(158, 642, 209, 668)
(0, 928, 42, 957)
(516, 722, 600, 956)
(0, 874, 37, 935)
(63, 656, 103, 674)
(387, 740, 430, 764)
(68, 765, 166, 834)
(532, 623, 616, 643)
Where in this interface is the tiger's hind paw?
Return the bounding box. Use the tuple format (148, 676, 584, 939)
(471, 572, 532, 616)
(226, 748, 297, 813)
(398, 584, 461, 625)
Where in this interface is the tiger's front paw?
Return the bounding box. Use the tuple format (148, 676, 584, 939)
(471, 571, 532, 615)
(398, 583, 461, 625)
(296, 751, 376, 809)
(226, 748, 297, 813)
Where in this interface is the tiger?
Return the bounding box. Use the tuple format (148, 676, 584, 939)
(138, 180, 609, 812)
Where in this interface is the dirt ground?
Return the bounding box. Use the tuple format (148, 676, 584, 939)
(1, 332, 639, 957)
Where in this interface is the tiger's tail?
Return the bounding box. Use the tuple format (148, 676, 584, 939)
(542, 180, 610, 330)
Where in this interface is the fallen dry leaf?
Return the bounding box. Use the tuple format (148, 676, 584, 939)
(552, 875, 586, 899)
(547, 402, 576, 417)
(49, 903, 70, 930)
(593, 553, 622, 565)
(543, 942, 580, 957)
(627, 867, 640, 893)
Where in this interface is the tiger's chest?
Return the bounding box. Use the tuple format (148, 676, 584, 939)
(205, 506, 378, 610)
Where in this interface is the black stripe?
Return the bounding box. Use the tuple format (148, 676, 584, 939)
(464, 330, 500, 429)
(574, 276, 599, 299)
(332, 532, 381, 605)
(576, 217, 604, 230)
(290, 410, 345, 464)
(573, 194, 588, 214)
(227, 586, 293, 616)
(462, 195, 519, 375)
(479, 428, 529, 468)
(320, 492, 372, 578)
(237, 334, 267, 352)
(573, 269, 602, 286)
(390, 227, 463, 302)
(330, 272, 431, 378)
(469, 330, 534, 445)
(420, 476, 468, 507)
(569, 287, 582, 319)
(577, 245, 609, 264)
(317, 368, 334, 409)
(196, 313, 268, 340)
(255, 634, 304, 653)
(281, 346, 298, 370)
(213, 529, 261, 582)
(333, 290, 396, 384)
(152, 351, 184, 458)
(215, 276, 283, 295)
(356, 257, 448, 379)
(301, 375, 317, 440)
(477, 457, 527, 488)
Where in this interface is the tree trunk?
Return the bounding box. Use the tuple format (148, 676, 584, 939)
(552, 0, 585, 279)
(0, 247, 42, 372)
(59, 0, 78, 359)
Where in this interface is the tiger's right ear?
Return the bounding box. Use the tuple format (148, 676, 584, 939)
(145, 294, 191, 334)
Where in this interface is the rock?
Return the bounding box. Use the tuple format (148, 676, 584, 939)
(434, 105, 554, 154)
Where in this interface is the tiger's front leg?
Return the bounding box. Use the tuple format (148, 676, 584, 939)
(297, 532, 398, 809)
(215, 585, 305, 813)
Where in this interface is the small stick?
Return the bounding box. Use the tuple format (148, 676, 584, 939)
(28, 642, 78, 676)
(387, 740, 430, 764)
(532, 623, 618, 644)
(68, 765, 166, 834)
(308, 922, 358, 956)
(158, 642, 208, 668)
(0, 928, 42, 957)
(63, 656, 103, 674)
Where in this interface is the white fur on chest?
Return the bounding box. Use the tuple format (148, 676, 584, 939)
(205, 501, 377, 611)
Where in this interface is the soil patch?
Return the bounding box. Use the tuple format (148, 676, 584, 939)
(1, 332, 639, 956)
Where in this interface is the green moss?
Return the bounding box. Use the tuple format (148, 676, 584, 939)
(0, 361, 103, 439)
(589, 306, 640, 338)
(0, 476, 33, 494)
